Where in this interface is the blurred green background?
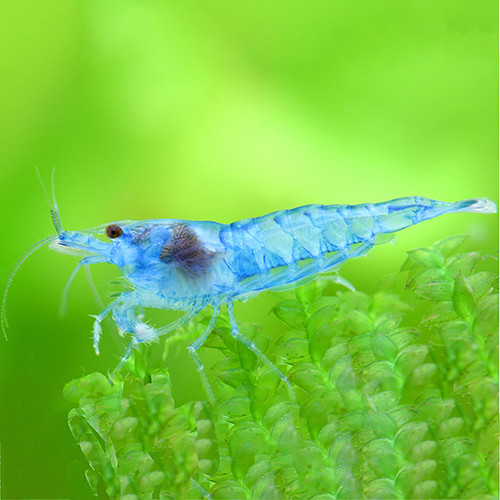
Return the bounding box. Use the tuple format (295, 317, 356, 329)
(0, 1, 497, 497)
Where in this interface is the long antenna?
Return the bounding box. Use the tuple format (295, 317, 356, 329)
(1, 234, 58, 339)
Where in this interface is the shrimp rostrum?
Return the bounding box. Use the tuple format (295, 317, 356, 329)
(2, 193, 497, 403)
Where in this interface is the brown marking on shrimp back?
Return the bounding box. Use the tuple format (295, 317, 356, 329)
(131, 225, 153, 242)
(160, 224, 215, 276)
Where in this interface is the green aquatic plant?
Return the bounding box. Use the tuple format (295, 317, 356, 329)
(64, 236, 499, 499)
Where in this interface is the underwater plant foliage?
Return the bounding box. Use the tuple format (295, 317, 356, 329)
(64, 236, 499, 499)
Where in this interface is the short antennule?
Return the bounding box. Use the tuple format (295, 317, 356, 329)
(50, 168, 63, 232)
(36, 167, 63, 234)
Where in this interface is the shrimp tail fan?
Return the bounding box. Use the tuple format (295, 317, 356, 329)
(451, 198, 497, 214)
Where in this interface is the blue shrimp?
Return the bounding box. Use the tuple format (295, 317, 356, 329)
(2, 192, 497, 403)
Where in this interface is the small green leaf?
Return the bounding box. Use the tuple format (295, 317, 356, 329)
(230, 424, 267, 455)
(468, 271, 497, 300)
(196, 437, 214, 457)
(408, 267, 447, 289)
(111, 417, 138, 441)
(251, 471, 282, 499)
(363, 361, 402, 393)
(367, 412, 398, 439)
(374, 310, 406, 332)
(347, 309, 372, 334)
(271, 415, 299, 452)
(417, 397, 455, 423)
(308, 296, 340, 316)
(320, 342, 348, 371)
(435, 400, 456, 423)
(368, 391, 399, 412)
(63, 372, 114, 404)
(389, 407, 418, 428)
(272, 300, 307, 329)
(457, 359, 488, 385)
(308, 469, 337, 496)
(459, 477, 490, 500)
(250, 368, 281, 410)
(410, 363, 437, 386)
(274, 337, 309, 364)
(306, 305, 338, 337)
(292, 364, 327, 392)
(407, 248, 446, 269)
(139, 471, 165, 492)
(436, 319, 469, 344)
(363, 438, 401, 477)
(395, 345, 428, 377)
(413, 280, 454, 301)
(303, 398, 330, 438)
(349, 332, 371, 352)
(274, 466, 299, 494)
(295, 281, 318, 309)
(421, 300, 456, 325)
(231, 441, 258, 481)
(446, 252, 481, 277)
(218, 366, 251, 388)
(262, 402, 295, 429)
(294, 445, 325, 479)
(84, 468, 99, 494)
(211, 482, 249, 499)
(389, 329, 419, 350)
(309, 325, 338, 364)
(238, 342, 258, 372)
(473, 301, 499, 341)
(433, 235, 468, 257)
(337, 470, 362, 499)
(364, 478, 399, 499)
(243, 460, 271, 489)
(336, 363, 358, 393)
(371, 333, 398, 361)
(411, 480, 438, 499)
(341, 390, 364, 412)
(215, 326, 239, 353)
(396, 460, 437, 493)
(438, 417, 464, 438)
(453, 273, 475, 320)
(218, 397, 251, 422)
(410, 440, 437, 462)
(394, 422, 428, 455)
(456, 454, 488, 484)
(439, 437, 474, 458)
(400, 256, 419, 273)
(329, 435, 358, 469)
(316, 422, 340, 449)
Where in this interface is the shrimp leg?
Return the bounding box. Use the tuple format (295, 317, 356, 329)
(111, 296, 202, 372)
(90, 299, 121, 355)
(59, 255, 108, 316)
(188, 304, 221, 404)
(227, 302, 296, 402)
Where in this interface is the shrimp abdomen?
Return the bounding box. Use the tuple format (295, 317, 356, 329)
(221, 197, 496, 295)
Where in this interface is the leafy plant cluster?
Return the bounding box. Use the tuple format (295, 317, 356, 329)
(64, 237, 499, 499)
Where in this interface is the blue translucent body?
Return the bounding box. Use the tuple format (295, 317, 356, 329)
(5, 195, 497, 402)
(58, 197, 495, 307)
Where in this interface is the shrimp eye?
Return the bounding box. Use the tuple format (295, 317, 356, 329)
(105, 224, 123, 239)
